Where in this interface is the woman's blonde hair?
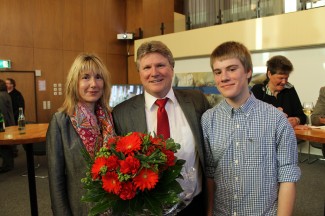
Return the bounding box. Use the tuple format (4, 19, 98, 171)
(59, 53, 111, 115)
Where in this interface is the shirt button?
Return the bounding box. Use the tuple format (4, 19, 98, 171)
(235, 177, 238, 181)
(234, 194, 237, 199)
(236, 142, 239, 147)
(236, 124, 239, 128)
(233, 212, 237, 216)
(234, 160, 238, 165)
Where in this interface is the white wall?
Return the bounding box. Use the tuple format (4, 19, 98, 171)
(174, 46, 325, 155)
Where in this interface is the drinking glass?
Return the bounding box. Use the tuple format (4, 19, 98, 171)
(303, 102, 314, 126)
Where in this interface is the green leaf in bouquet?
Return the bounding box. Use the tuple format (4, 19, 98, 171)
(88, 200, 112, 216)
(159, 159, 185, 185)
(143, 193, 163, 216)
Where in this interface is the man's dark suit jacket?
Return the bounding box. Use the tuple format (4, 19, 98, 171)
(112, 89, 211, 174)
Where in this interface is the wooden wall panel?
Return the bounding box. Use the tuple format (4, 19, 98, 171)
(127, 56, 140, 84)
(107, 54, 127, 84)
(160, 0, 174, 34)
(0, 46, 34, 71)
(63, 0, 84, 51)
(107, 0, 127, 55)
(34, 49, 63, 123)
(126, 0, 143, 36)
(1, 0, 128, 122)
(33, 0, 63, 49)
(0, 0, 34, 47)
(83, 0, 107, 53)
(143, 0, 161, 37)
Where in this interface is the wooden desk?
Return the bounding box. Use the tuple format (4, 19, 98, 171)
(295, 129, 325, 144)
(0, 123, 48, 216)
(295, 128, 325, 164)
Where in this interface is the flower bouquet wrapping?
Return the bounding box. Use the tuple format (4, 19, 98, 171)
(81, 132, 185, 216)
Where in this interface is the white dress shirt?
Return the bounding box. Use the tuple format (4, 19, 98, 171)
(144, 88, 201, 204)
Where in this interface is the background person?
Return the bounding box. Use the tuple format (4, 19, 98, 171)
(46, 53, 115, 215)
(250, 55, 306, 128)
(5, 78, 25, 124)
(310, 86, 325, 157)
(112, 41, 211, 216)
(5, 78, 25, 157)
(202, 41, 300, 216)
(0, 79, 15, 173)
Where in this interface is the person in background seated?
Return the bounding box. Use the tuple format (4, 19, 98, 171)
(46, 53, 115, 216)
(112, 41, 211, 216)
(310, 86, 325, 157)
(0, 79, 15, 173)
(251, 55, 307, 129)
(202, 41, 300, 216)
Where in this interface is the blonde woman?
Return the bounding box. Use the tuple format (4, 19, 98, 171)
(46, 53, 115, 215)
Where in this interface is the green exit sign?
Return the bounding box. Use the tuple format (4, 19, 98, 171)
(0, 60, 11, 69)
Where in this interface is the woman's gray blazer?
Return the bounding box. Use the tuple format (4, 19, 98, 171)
(46, 112, 91, 216)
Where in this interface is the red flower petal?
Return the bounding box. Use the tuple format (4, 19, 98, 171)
(91, 157, 107, 180)
(116, 132, 142, 155)
(119, 181, 136, 200)
(102, 172, 121, 195)
(133, 169, 158, 191)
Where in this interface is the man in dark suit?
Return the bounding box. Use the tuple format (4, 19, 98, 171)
(112, 41, 211, 216)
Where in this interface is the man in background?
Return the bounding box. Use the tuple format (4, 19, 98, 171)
(5, 78, 25, 124)
(5, 78, 25, 157)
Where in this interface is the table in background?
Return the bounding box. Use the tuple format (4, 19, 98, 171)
(295, 128, 325, 163)
(0, 123, 48, 216)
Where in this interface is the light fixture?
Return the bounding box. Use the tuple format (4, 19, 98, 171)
(117, 33, 134, 40)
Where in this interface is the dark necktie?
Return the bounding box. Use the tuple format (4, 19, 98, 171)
(155, 98, 170, 139)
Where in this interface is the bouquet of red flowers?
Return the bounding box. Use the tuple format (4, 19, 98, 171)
(81, 132, 185, 216)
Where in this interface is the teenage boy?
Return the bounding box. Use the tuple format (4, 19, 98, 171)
(202, 41, 301, 216)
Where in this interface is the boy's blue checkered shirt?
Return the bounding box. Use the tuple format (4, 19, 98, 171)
(201, 93, 301, 216)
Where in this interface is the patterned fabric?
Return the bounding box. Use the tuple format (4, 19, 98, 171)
(70, 102, 115, 157)
(201, 94, 301, 216)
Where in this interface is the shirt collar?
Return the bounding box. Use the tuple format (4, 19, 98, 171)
(144, 88, 176, 110)
(221, 93, 257, 118)
(265, 82, 293, 96)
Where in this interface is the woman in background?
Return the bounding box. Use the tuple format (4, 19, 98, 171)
(46, 53, 115, 215)
(251, 55, 306, 128)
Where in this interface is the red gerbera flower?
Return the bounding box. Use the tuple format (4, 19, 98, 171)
(133, 168, 159, 191)
(91, 157, 108, 180)
(106, 155, 119, 171)
(116, 132, 142, 155)
(119, 155, 141, 174)
(102, 172, 121, 195)
(119, 181, 136, 200)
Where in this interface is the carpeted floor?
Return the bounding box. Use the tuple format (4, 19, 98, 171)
(0, 145, 324, 216)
